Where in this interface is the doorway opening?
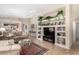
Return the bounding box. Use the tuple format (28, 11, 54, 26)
(76, 23, 79, 42)
(73, 21, 79, 45)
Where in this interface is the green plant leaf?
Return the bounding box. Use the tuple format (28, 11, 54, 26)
(38, 16, 44, 21)
(45, 16, 52, 20)
(56, 10, 64, 17)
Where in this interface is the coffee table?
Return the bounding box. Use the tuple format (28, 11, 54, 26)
(19, 39, 32, 46)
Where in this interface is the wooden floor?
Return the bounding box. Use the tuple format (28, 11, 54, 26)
(33, 39, 79, 55)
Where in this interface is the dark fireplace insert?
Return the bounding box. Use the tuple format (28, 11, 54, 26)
(43, 27, 55, 44)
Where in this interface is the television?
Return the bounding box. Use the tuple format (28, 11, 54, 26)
(43, 27, 55, 43)
(44, 28, 51, 36)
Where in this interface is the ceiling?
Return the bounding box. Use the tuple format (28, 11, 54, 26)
(0, 4, 65, 18)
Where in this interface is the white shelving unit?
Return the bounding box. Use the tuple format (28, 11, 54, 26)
(36, 6, 72, 49)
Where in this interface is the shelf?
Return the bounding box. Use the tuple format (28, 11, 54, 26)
(57, 25, 66, 27)
(38, 20, 65, 26)
(37, 8, 69, 49)
(56, 31, 65, 32)
(55, 43, 67, 49)
(57, 36, 66, 38)
(39, 24, 65, 27)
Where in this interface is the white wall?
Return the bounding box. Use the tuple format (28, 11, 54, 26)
(30, 16, 38, 31)
(71, 5, 79, 44)
(71, 4, 79, 20)
(20, 18, 31, 34)
(0, 17, 22, 31)
(64, 5, 73, 49)
(66, 4, 79, 48)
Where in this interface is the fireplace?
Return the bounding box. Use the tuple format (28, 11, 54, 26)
(43, 27, 55, 43)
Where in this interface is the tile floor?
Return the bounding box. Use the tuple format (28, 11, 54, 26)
(33, 39, 79, 55)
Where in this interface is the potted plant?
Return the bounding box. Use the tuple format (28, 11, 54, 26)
(44, 16, 52, 25)
(56, 10, 65, 20)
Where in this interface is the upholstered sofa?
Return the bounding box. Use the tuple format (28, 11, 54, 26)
(0, 39, 21, 55)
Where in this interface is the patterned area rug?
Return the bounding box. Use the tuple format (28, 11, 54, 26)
(20, 43, 48, 55)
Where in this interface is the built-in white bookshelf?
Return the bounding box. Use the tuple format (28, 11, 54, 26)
(36, 7, 69, 49)
(37, 19, 66, 45)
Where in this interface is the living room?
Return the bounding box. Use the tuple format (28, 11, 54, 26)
(0, 4, 79, 55)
